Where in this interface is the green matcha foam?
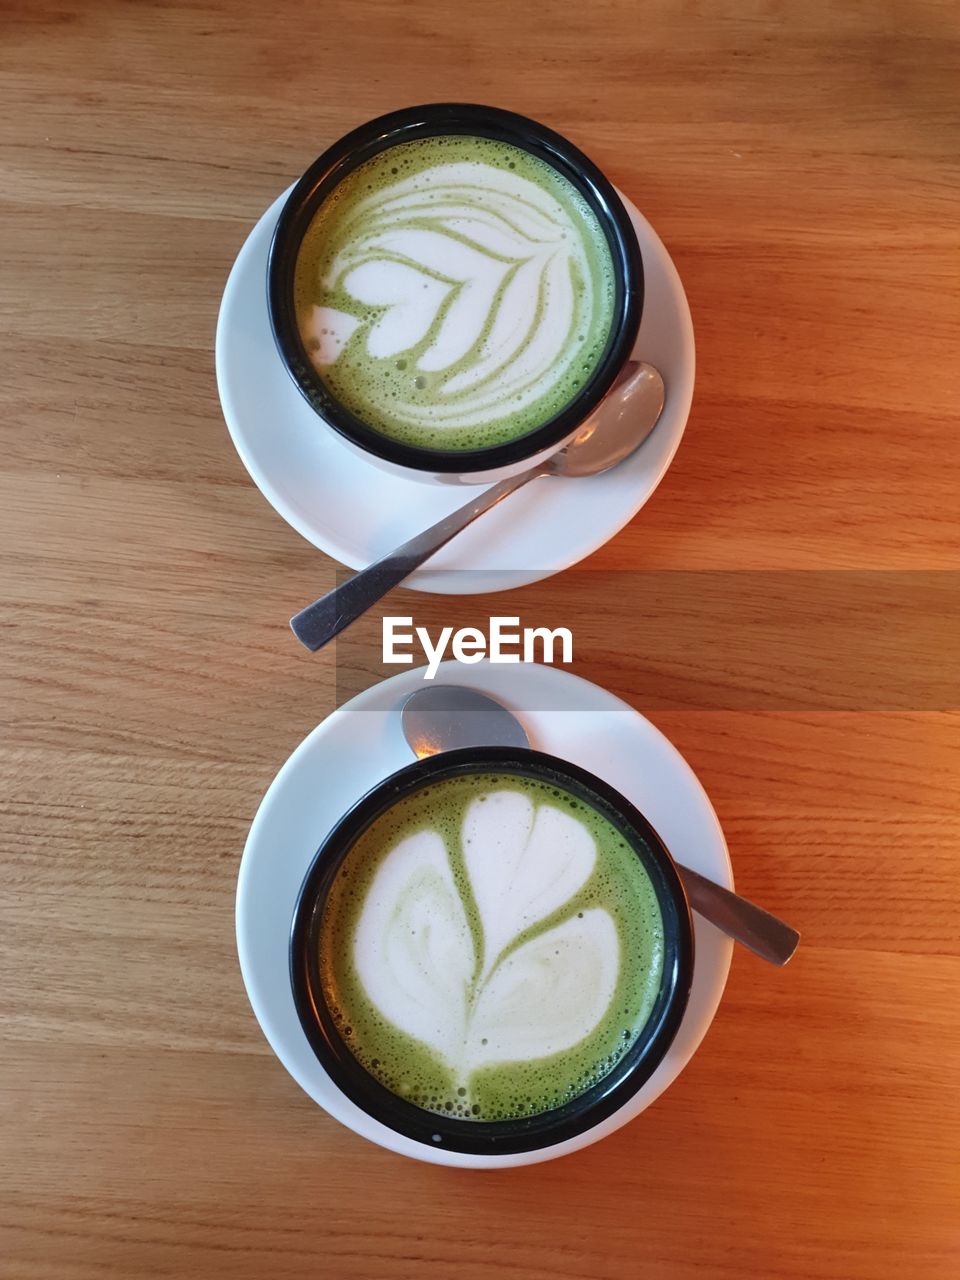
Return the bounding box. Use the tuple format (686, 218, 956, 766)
(319, 771, 664, 1123)
(294, 135, 617, 452)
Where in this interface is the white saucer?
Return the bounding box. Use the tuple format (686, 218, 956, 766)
(216, 188, 694, 595)
(235, 662, 731, 1167)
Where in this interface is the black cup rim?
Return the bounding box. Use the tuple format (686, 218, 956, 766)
(290, 747, 693, 1156)
(267, 103, 644, 474)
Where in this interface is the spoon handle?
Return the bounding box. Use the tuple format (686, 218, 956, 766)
(290, 468, 542, 651)
(677, 864, 800, 966)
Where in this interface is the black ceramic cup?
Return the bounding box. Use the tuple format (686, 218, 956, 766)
(268, 103, 644, 483)
(290, 747, 693, 1158)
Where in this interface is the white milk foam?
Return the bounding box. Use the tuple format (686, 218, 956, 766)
(352, 790, 619, 1085)
(295, 137, 616, 449)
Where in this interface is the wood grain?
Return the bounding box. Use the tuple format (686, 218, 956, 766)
(2, 1, 958, 1277)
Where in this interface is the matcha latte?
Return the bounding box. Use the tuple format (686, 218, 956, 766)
(316, 770, 665, 1123)
(293, 135, 617, 452)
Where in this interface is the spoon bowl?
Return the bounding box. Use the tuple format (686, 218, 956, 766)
(547, 361, 665, 477)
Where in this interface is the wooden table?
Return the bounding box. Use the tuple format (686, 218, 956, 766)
(3, 2, 958, 1276)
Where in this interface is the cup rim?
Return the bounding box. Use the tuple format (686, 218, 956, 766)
(267, 102, 644, 474)
(289, 746, 694, 1157)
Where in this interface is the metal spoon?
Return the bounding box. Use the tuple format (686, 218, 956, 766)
(401, 684, 801, 967)
(290, 361, 665, 652)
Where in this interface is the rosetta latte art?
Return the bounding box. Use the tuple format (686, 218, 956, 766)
(319, 773, 665, 1123)
(294, 136, 617, 451)
(353, 792, 618, 1090)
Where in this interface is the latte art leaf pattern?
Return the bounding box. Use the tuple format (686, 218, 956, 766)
(294, 137, 617, 450)
(352, 791, 619, 1087)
